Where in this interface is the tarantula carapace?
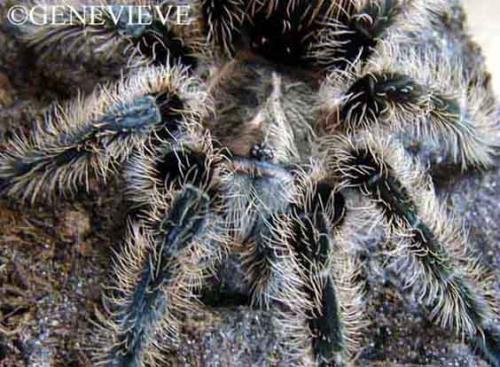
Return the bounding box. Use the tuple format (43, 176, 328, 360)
(1, 0, 499, 366)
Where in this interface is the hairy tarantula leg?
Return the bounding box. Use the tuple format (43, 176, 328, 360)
(255, 212, 317, 366)
(324, 132, 499, 366)
(198, 0, 427, 67)
(197, 0, 246, 56)
(0, 65, 209, 203)
(95, 185, 222, 367)
(125, 128, 224, 223)
(265, 163, 365, 366)
(308, 0, 445, 70)
(96, 114, 227, 365)
(322, 45, 499, 169)
(14, 1, 196, 71)
(309, 0, 404, 69)
(198, 0, 402, 66)
(220, 158, 296, 308)
(286, 179, 365, 366)
(123, 82, 224, 220)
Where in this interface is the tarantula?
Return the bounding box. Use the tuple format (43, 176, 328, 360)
(1, 0, 499, 366)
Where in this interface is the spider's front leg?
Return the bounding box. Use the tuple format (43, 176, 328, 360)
(237, 160, 366, 366)
(13, 1, 197, 74)
(95, 124, 229, 366)
(0, 64, 209, 203)
(325, 132, 499, 366)
(278, 168, 365, 366)
(97, 187, 211, 367)
(308, 0, 406, 70)
(198, 0, 406, 66)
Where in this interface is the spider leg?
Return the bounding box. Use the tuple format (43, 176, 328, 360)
(0, 65, 209, 203)
(95, 185, 222, 367)
(198, 0, 246, 56)
(253, 164, 366, 366)
(252, 209, 317, 366)
(222, 158, 297, 308)
(309, 0, 406, 70)
(284, 170, 367, 366)
(13, 1, 196, 72)
(95, 122, 228, 366)
(322, 48, 499, 169)
(317, 0, 498, 170)
(198, 0, 406, 67)
(325, 131, 499, 366)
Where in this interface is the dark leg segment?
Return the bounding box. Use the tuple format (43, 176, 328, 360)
(0, 65, 209, 203)
(327, 133, 499, 366)
(311, 0, 402, 69)
(95, 106, 224, 366)
(257, 161, 365, 365)
(288, 182, 351, 365)
(102, 186, 210, 367)
(15, 3, 196, 72)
